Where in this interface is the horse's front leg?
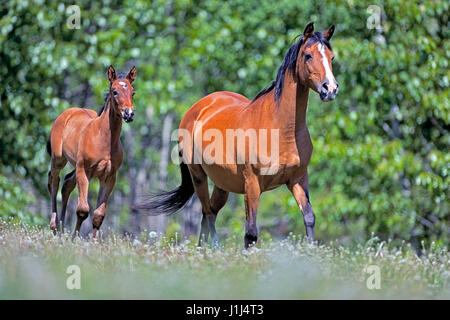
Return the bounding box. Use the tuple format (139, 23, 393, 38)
(288, 173, 315, 241)
(92, 174, 116, 238)
(244, 168, 261, 249)
(74, 164, 90, 237)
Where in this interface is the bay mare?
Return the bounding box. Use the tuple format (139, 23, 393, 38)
(137, 22, 338, 248)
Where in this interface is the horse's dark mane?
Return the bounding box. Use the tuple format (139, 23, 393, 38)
(252, 32, 332, 102)
(97, 72, 127, 116)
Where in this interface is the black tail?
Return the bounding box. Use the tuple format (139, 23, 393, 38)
(46, 138, 52, 156)
(134, 162, 195, 215)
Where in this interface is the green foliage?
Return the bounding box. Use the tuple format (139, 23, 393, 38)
(0, 0, 448, 245)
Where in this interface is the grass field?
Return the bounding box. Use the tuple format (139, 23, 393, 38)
(0, 219, 448, 299)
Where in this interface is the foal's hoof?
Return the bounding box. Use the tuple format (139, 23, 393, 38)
(50, 212, 57, 234)
(50, 223, 58, 235)
(50, 226, 57, 236)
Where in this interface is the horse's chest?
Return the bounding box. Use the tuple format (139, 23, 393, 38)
(282, 134, 313, 167)
(96, 159, 113, 174)
(276, 135, 313, 183)
(85, 158, 112, 179)
(89, 155, 121, 179)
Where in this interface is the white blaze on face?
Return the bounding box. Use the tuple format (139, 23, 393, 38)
(118, 81, 127, 89)
(318, 43, 337, 91)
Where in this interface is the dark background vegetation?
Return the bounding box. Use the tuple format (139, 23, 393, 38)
(0, 0, 448, 247)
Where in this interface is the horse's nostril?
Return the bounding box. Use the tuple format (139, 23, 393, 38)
(323, 83, 328, 91)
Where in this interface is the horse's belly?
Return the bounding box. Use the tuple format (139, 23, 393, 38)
(201, 164, 245, 194)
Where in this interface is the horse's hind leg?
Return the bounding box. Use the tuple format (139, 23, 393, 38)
(208, 185, 229, 247)
(60, 169, 76, 232)
(198, 212, 210, 246)
(243, 167, 261, 249)
(48, 157, 67, 233)
(188, 165, 214, 247)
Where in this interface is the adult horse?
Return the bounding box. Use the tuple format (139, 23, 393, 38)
(137, 22, 338, 248)
(47, 65, 136, 237)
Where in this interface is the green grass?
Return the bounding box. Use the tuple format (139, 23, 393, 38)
(0, 219, 448, 299)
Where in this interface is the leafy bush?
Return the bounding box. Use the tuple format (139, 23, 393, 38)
(0, 0, 448, 246)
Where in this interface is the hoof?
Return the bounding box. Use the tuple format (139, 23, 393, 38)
(50, 212, 57, 234)
(211, 239, 221, 250)
(244, 233, 258, 249)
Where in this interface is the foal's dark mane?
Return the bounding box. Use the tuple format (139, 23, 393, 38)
(252, 32, 332, 102)
(97, 72, 127, 116)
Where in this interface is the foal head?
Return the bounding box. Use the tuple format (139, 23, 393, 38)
(107, 65, 136, 122)
(296, 22, 338, 101)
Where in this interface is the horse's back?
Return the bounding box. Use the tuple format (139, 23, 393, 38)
(50, 108, 97, 162)
(180, 91, 249, 131)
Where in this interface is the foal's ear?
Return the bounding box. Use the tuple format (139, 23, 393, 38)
(323, 25, 335, 41)
(108, 65, 117, 83)
(127, 66, 136, 84)
(303, 22, 314, 39)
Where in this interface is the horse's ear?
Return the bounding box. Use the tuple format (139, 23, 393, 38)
(108, 65, 117, 83)
(127, 66, 136, 84)
(324, 25, 335, 41)
(303, 22, 314, 39)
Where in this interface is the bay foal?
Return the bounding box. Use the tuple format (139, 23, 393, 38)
(137, 22, 338, 248)
(47, 66, 136, 237)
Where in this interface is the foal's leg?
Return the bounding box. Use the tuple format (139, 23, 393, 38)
(48, 157, 67, 233)
(243, 168, 261, 249)
(92, 174, 116, 238)
(60, 169, 76, 232)
(73, 164, 90, 237)
(288, 173, 315, 241)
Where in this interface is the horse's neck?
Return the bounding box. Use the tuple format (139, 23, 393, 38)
(99, 96, 122, 148)
(273, 72, 309, 134)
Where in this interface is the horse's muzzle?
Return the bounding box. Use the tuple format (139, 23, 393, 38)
(123, 109, 134, 123)
(319, 81, 339, 101)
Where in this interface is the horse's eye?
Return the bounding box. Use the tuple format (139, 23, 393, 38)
(132, 91, 135, 96)
(113, 90, 118, 96)
(305, 53, 313, 61)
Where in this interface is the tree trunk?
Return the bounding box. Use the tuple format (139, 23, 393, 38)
(148, 113, 173, 234)
(124, 127, 140, 236)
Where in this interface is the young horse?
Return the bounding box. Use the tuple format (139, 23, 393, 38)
(47, 65, 136, 237)
(137, 22, 338, 248)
